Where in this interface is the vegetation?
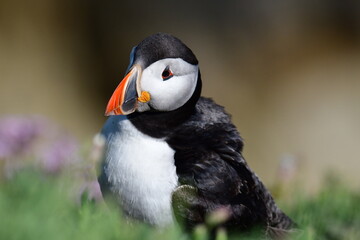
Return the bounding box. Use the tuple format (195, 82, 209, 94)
(0, 169, 359, 240)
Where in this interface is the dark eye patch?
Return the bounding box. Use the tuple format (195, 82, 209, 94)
(162, 66, 173, 81)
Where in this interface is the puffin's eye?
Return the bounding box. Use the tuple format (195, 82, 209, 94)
(161, 67, 173, 81)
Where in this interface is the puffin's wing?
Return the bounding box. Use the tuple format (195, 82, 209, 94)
(170, 122, 266, 228)
(169, 120, 294, 232)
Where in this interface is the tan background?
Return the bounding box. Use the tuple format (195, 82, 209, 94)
(1, 0, 359, 191)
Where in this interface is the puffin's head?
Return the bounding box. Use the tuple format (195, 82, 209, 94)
(105, 33, 200, 116)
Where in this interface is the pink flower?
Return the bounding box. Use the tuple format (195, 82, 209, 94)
(0, 115, 80, 176)
(40, 136, 79, 174)
(0, 116, 43, 159)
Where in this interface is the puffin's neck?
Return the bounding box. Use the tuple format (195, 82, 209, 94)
(129, 73, 202, 138)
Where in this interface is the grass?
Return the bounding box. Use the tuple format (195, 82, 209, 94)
(0, 169, 359, 240)
(286, 175, 360, 240)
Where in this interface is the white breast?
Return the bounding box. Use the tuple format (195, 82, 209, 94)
(101, 116, 178, 226)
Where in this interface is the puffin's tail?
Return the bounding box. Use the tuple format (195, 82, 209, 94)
(267, 210, 297, 239)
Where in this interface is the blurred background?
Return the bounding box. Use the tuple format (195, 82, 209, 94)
(1, 0, 360, 192)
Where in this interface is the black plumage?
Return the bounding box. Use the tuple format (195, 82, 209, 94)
(134, 33, 198, 69)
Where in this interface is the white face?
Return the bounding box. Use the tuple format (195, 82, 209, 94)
(137, 58, 198, 112)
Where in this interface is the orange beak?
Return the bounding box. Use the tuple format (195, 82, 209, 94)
(105, 66, 140, 116)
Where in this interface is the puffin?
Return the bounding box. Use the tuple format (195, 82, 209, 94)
(98, 33, 294, 237)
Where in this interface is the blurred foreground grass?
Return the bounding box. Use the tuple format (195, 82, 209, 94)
(0, 169, 359, 240)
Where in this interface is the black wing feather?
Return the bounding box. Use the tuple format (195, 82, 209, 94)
(168, 98, 294, 235)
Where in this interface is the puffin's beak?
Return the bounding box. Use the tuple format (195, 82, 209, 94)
(105, 65, 145, 116)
